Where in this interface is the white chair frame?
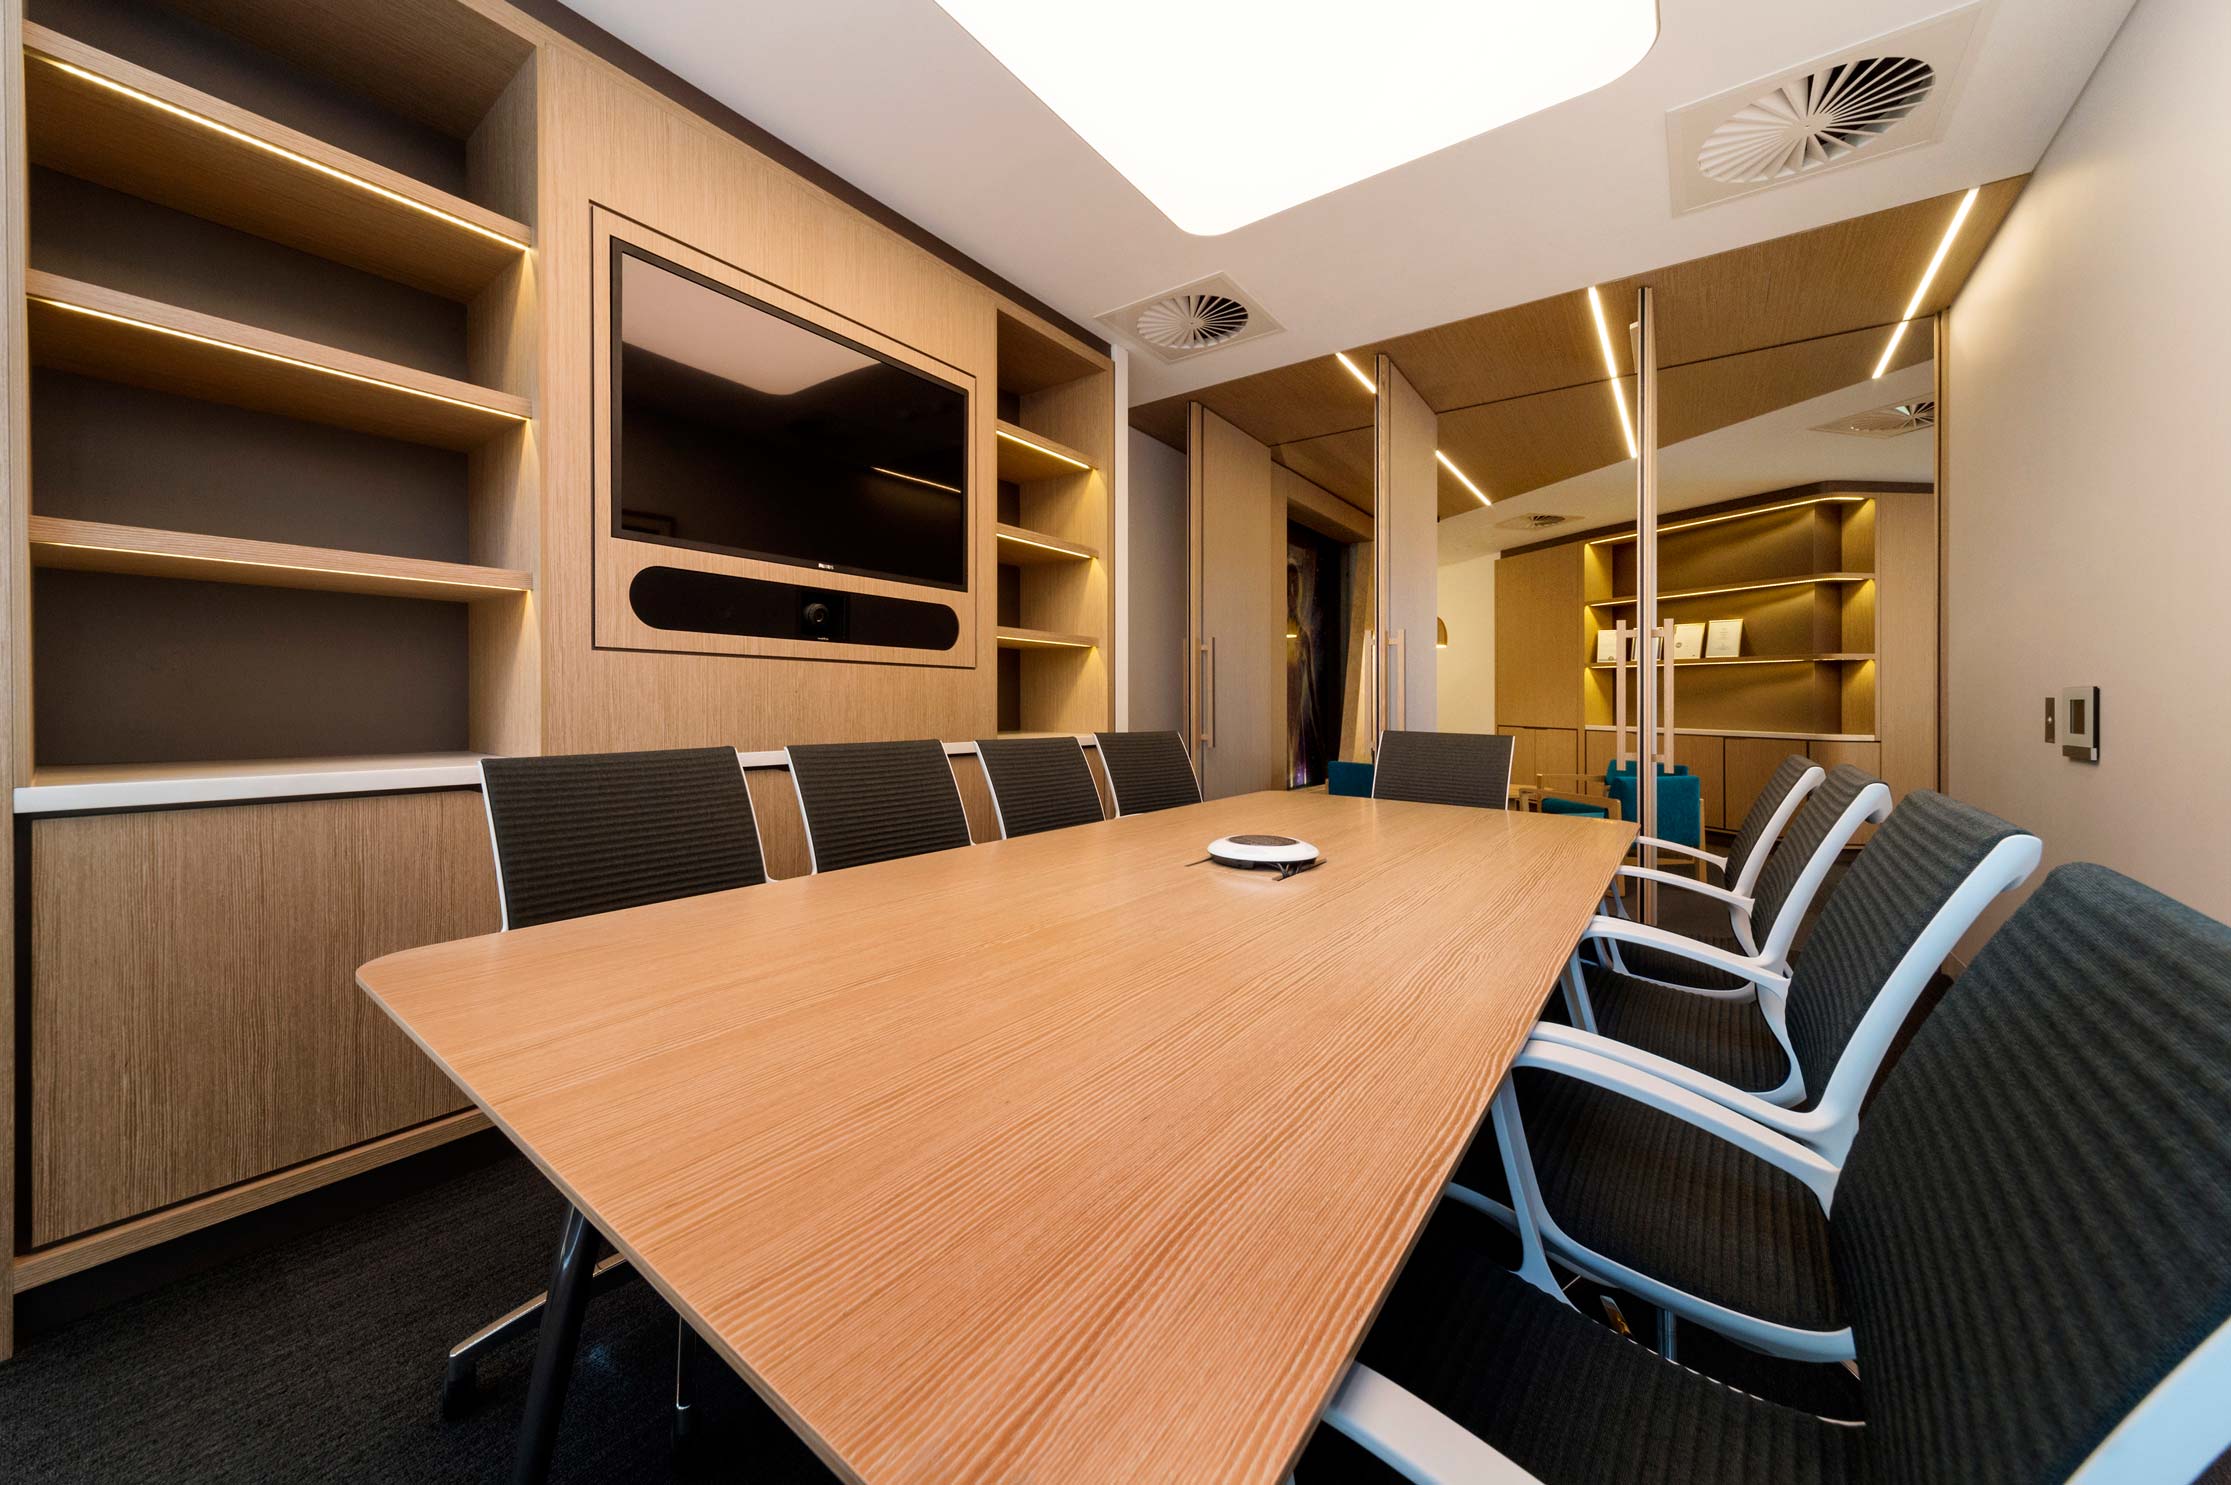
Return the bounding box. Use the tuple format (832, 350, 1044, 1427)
(1630, 762, 1821, 901)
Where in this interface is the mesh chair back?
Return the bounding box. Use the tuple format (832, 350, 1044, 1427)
(1092, 731, 1202, 816)
(1835, 864, 2231, 1485)
(480, 748, 764, 930)
(1780, 791, 2028, 1104)
(1750, 764, 1880, 948)
(786, 740, 972, 873)
(1721, 755, 1818, 891)
(1372, 731, 1514, 809)
(975, 736, 1104, 838)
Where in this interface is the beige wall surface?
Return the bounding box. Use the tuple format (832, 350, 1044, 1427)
(1946, 0, 2231, 941)
(1437, 552, 1496, 733)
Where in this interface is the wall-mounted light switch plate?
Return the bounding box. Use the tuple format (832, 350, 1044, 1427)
(2061, 686, 2099, 762)
(2044, 696, 2055, 743)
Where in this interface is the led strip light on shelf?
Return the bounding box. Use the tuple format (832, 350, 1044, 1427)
(995, 427, 1093, 472)
(32, 53, 531, 255)
(30, 526, 529, 594)
(997, 528, 1095, 560)
(1587, 494, 1867, 545)
(28, 294, 530, 423)
(1590, 572, 1873, 605)
(1000, 631, 1095, 649)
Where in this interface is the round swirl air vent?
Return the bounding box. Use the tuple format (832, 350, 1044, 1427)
(1497, 513, 1570, 532)
(1696, 56, 1935, 185)
(1136, 292, 1251, 352)
(1815, 398, 1938, 438)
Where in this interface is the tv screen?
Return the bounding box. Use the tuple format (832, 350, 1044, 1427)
(613, 245, 969, 590)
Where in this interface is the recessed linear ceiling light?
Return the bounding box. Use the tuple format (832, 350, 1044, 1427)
(928, 1, 1659, 236)
(1586, 286, 1638, 460)
(1874, 186, 1978, 378)
(1335, 352, 1377, 395)
(1435, 449, 1490, 505)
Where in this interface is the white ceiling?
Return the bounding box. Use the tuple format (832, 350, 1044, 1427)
(563, 0, 2132, 405)
(1437, 359, 1939, 562)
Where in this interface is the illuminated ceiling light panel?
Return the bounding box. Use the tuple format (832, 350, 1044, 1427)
(1586, 285, 1638, 460)
(929, 1, 1659, 236)
(1334, 352, 1377, 395)
(1435, 449, 1490, 505)
(1874, 185, 1978, 378)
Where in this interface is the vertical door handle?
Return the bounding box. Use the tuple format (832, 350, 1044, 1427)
(1388, 629, 1406, 731)
(1199, 637, 1216, 749)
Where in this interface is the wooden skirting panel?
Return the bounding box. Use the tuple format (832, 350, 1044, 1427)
(27, 791, 497, 1245)
(13, 1109, 490, 1291)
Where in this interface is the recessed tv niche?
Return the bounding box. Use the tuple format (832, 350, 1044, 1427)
(612, 244, 969, 591)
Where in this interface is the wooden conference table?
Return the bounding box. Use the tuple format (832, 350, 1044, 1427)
(359, 789, 1633, 1483)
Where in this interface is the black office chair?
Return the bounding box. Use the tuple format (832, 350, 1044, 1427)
(974, 735, 1104, 838)
(452, 748, 766, 1433)
(1317, 862, 2231, 1484)
(786, 740, 973, 871)
(1642, 753, 1821, 899)
(1372, 730, 1514, 808)
(1093, 730, 1202, 816)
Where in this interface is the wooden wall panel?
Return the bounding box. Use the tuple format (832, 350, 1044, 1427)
(27, 792, 495, 1244)
(538, 45, 1005, 754)
(1497, 727, 1537, 795)
(1810, 739, 1883, 774)
(1726, 737, 1802, 827)
(1679, 733, 1727, 831)
(1190, 407, 1284, 800)
(1494, 543, 1583, 729)
(1375, 358, 1437, 734)
(1874, 490, 1938, 801)
(744, 766, 809, 881)
(2, 0, 24, 1360)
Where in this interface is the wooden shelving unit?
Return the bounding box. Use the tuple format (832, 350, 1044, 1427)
(1589, 652, 1874, 670)
(1588, 572, 1872, 607)
(994, 420, 1096, 483)
(996, 625, 1097, 651)
(25, 271, 529, 450)
(991, 312, 1114, 735)
(996, 522, 1099, 566)
(29, 517, 531, 602)
(22, 25, 531, 301)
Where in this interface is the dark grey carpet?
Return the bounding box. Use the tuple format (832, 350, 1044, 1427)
(0, 1149, 834, 1483)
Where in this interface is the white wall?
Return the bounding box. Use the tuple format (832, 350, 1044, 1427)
(1126, 429, 1189, 735)
(1947, 0, 2231, 938)
(1436, 553, 1496, 733)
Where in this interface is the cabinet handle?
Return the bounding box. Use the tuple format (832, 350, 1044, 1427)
(1202, 637, 1217, 748)
(1388, 629, 1406, 731)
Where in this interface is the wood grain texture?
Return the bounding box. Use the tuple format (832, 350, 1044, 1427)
(29, 515, 532, 601)
(1682, 732, 1728, 831)
(25, 271, 530, 450)
(1873, 490, 1938, 801)
(22, 25, 530, 300)
(152, 0, 535, 139)
(1011, 367, 1113, 733)
(994, 523, 1097, 565)
(1279, 464, 1372, 544)
(359, 792, 1636, 1484)
(1192, 407, 1284, 799)
(994, 421, 1094, 481)
(1, 0, 24, 1360)
(1725, 736, 1803, 829)
(29, 792, 497, 1243)
(13, 1110, 489, 1288)
(1376, 358, 1438, 733)
(993, 307, 1109, 395)
(1494, 543, 1584, 729)
(1274, 427, 1374, 512)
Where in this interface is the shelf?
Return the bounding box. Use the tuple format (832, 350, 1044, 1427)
(1589, 573, 1872, 608)
(14, 752, 491, 815)
(26, 271, 531, 450)
(995, 523, 1100, 566)
(23, 25, 531, 301)
(1589, 653, 1875, 670)
(1585, 726, 1879, 743)
(996, 625, 1097, 651)
(995, 420, 1095, 481)
(1585, 494, 1872, 546)
(30, 516, 532, 602)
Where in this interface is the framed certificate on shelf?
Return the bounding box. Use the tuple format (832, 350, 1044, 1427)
(1594, 629, 1621, 664)
(1704, 618, 1743, 658)
(1673, 622, 1706, 660)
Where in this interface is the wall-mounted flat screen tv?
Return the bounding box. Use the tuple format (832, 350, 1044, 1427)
(612, 244, 969, 590)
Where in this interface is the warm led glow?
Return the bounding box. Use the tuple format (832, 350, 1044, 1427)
(1434, 449, 1490, 505)
(929, 1, 1658, 235)
(1587, 286, 1638, 460)
(32, 536, 526, 592)
(996, 528, 1093, 560)
(1587, 495, 1867, 545)
(1589, 573, 1873, 606)
(872, 466, 964, 495)
(1436, 617, 1449, 649)
(995, 427, 1093, 471)
(1589, 654, 1869, 670)
(1000, 631, 1095, 650)
(1335, 352, 1377, 395)
(35, 55, 530, 254)
(29, 295, 530, 422)
(1874, 186, 1979, 379)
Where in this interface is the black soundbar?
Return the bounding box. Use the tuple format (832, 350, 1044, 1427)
(628, 566, 961, 652)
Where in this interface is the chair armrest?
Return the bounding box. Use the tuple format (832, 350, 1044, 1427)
(1322, 1364, 1546, 1485)
(1528, 1022, 1823, 1144)
(1583, 917, 1789, 996)
(1613, 865, 1750, 910)
(1633, 836, 1727, 871)
(1513, 1040, 1839, 1206)
(1533, 789, 1623, 821)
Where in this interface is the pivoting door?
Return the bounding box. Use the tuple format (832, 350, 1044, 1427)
(1188, 405, 1285, 798)
(1374, 356, 1438, 739)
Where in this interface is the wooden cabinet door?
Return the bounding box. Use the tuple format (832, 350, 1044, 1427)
(1375, 357, 1436, 735)
(1189, 406, 1285, 799)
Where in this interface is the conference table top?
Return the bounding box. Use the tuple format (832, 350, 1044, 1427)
(359, 789, 1633, 1484)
